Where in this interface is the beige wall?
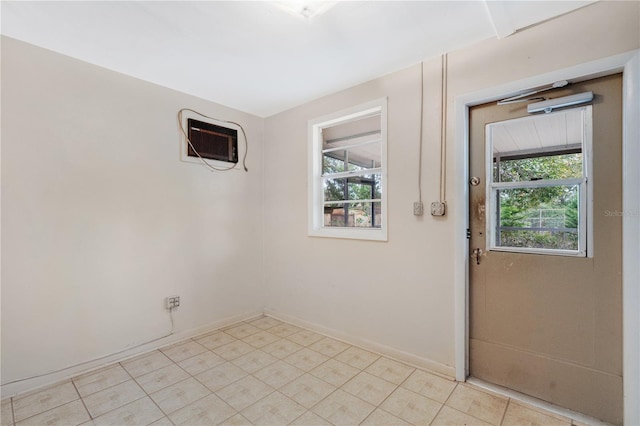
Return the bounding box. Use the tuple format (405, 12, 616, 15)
(1, 37, 265, 393)
(263, 0, 639, 374)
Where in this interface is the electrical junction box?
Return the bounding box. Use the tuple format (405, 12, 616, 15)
(166, 296, 180, 310)
(431, 201, 446, 216)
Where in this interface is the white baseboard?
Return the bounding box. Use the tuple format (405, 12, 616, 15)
(3, 308, 456, 398)
(1, 310, 263, 398)
(264, 309, 456, 379)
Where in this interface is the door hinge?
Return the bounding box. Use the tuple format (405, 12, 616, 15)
(466, 228, 471, 239)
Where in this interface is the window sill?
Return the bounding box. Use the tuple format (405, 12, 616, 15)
(308, 227, 387, 242)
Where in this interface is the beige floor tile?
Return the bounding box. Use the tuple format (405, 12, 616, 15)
(241, 391, 306, 425)
(215, 376, 274, 411)
(289, 410, 332, 426)
(224, 324, 261, 339)
(502, 401, 571, 426)
(135, 364, 190, 394)
(365, 357, 415, 385)
(335, 346, 380, 370)
(510, 401, 573, 423)
(82, 380, 145, 418)
(178, 350, 225, 375)
(280, 374, 337, 409)
(361, 408, 411, 426)
(242, 331, 281, 349)
(248, 317, 283, 330)
(1, 398, 13, 425)
(121, 351, 173, 378)
(308, 337, 351, 358)
(195, 362, 248, 392)
(15, 400, 88, 426)
(13, 381, 79, 422)
(446, 384, 508, 425)
(284, 348, 329, 372)
(150, 377, 211, 414)
(73, 364, 131, 398)
(260, 339, 303, 359)
(220, 413, 254, 425)
(149, 417, 174, 426)
(231, 350, 277, 374)
(309, 359, 359, 387)
(168, 393, 236, 425)
(253, 360, 304, 389)
(311, 389, 375, 426)
(380, 387, 442, 425)
(196, 332, 237, 350)
(341, 371, 397, 406)
(160, 340, 208, 363)
(401, 369, 457, 403)
(431, 405, 493, 426)
(92, 396, 163, 426)
(268, 324, 302, 338)
(214, 341, 256, 361)
(286, 330, 324, 347)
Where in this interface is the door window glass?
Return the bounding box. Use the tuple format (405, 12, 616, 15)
(486, 106, 592, 256)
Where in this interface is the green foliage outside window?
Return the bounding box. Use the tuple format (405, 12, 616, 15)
(496, 153, 582, 250)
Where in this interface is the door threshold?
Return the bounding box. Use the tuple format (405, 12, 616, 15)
(465, 377, 615, 426)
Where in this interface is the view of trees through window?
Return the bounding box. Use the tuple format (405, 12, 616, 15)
(323, 155, 382, 228)
(494, 152, 582, 250)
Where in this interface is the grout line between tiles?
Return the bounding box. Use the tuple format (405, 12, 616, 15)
(69, 379, 92, 421)
(428, 399, 447, 426)
(429, 380, 459, 425)
(499, 398, 512, 426)
(120, 357, 172, 424)
(10, 397, 15, 426)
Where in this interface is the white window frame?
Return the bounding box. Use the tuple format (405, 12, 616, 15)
(308, 97, 388, 241)
(485, 105, 593, 257)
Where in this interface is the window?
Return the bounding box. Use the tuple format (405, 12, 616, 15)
(308, 98, 387, 241)
(486, 106, 592, 256)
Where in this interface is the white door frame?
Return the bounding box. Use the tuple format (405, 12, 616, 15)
(453, 49, 640, 425)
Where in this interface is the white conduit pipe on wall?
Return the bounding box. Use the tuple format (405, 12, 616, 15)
(439, 53, 448, 205)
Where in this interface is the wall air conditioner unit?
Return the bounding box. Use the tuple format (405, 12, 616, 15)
(179, 110, 239, 166)
(186, 118, 238, 163)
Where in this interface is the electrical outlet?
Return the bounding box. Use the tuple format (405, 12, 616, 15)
(431, 201, 446, 216)
(166, 296, 180, 310)
(413, 201, 424, 216)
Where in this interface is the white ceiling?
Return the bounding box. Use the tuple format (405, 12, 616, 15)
(1, 1, 594, 117)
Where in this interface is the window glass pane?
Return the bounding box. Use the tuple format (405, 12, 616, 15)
(323, 151, 346, 174)
(493, 152, 582, 183)
(496, 185, 579, 250)
(323, 202, 382, 228)
(347, 141, 381, 171)
(348, 175, 381, 200)
(322, 115, 380, 149)
(324, 175, 380, 202)
(324, 177, 346, 202)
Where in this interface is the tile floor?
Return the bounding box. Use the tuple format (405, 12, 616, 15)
(1, 316, 591, 426)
